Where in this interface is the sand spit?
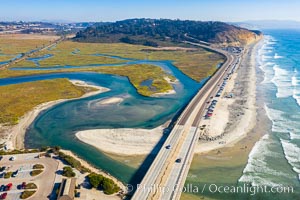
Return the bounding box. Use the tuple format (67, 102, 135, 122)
(76, 126, 165, 155)
(0, 80, 109, 150)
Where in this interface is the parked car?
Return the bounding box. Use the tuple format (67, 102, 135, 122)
(0, 185, 5, 192)
(12, 170, 18, 177)
(5, 183, 12, 191)
(0, 192, 7, 199)
(165, 145, 171, 149)
(0, 166, 5, 172)
(21, 182, 26, 189)
(9, 156, 15, 161)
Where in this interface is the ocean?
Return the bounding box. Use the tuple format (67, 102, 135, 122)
(183, 30, 300, 200)
(239, 30, 300, 199)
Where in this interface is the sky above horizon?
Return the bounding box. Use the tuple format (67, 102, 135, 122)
(1, 0, 299, 22)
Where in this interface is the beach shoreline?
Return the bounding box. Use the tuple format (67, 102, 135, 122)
(194, 39, 262, 153)
(1, 79, 109, 150)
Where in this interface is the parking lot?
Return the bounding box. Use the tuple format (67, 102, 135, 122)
(0, 153, 59, 200)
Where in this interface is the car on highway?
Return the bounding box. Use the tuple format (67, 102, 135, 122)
(0, 192, 7, 199)
(165, 145, 171, 149)
(175, 158, 182, 163)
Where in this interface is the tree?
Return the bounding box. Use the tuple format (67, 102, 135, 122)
(62, 166, 75, 177)
(88, 173, 104, 188)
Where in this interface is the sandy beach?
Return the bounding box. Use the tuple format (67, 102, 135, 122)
(1, 80, 109, 150)
(76, 126, 166, 155)
(194, 40, 260, 153)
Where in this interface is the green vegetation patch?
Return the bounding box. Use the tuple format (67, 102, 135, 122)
(20, 190, 36, 199)
(0, 149, 39, 155)
(13, 41, 124, 67)
(30, 169, 43, 176)
(1, 64, 174, 97)
(62, 166, 76, 177)
(4, 171, 13, 179)
(32, 164, 44, 169)
(0, 35, 54, 63)
(11, 41, 224, 81)
(25, 183, 37, 189)
(0, 78, 89, 125)
(58, 151, 91, 173)
(88, 173, 120, 195)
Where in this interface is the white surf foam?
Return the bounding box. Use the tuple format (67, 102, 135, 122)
(280, 139, 300, 180)
(274, 53, 283, 59)
(289, 131, 300, 140)
(263, 104, 300, 135)
(239, 134, 288, 186)
(271, 65, 293, 98)
(260, 62, 275, 84)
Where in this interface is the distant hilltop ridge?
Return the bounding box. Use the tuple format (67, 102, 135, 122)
(74, 18, 262, 47)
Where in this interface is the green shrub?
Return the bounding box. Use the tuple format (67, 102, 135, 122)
(87, 173, 120, 195)
(58, 151, 91, 174)
(30, 170, 43, 176)
(4, 171, 13, 179)
(25, 183, 37, 189)
(33, 164, 44, 169)
(62, 166, 75, 177)
(20, 190, 36, 199)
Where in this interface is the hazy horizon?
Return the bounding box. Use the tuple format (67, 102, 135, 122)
(1, 0, 300, 22)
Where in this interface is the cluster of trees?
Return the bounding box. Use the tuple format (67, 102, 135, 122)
(74, 18, 257, 46)
(58, 151, 91, 173)
(88, 173, 120, 195)
(62, 166, 75, 177)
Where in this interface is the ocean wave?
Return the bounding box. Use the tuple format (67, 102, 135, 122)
(274, 53, 283, 59)
(239, 134, 288, 186)
(292, 76, 298, 86)
(292, 70, 300, 106)
(259, 62, 275, 84)
(292, 88, 300, 107)
(271, 65, 293, 98)
(280, 139, 300, 180)
(289, 131, 300, 140)
(263, 104, 300, 134)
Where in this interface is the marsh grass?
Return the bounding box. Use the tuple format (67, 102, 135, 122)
(12, 41, 224, 81)
(0, 78, 90, 125)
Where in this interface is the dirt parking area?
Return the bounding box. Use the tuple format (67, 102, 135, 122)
(0, 153, 59, 200)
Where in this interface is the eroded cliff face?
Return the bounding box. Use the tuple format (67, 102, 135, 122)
(212, 28, 263, 47)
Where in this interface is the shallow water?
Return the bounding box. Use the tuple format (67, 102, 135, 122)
(1, 56, 209, 183)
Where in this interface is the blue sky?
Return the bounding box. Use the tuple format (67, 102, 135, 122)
(0, 0, 299, 22)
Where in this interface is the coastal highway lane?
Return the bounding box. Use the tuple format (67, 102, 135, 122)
(132, 41, 237, 200)
(158, 53, 239, 200)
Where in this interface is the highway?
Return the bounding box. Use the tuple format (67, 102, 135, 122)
(132, 41, 239, 200)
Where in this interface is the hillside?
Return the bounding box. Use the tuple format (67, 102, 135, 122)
(74, 18, 262, 47)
